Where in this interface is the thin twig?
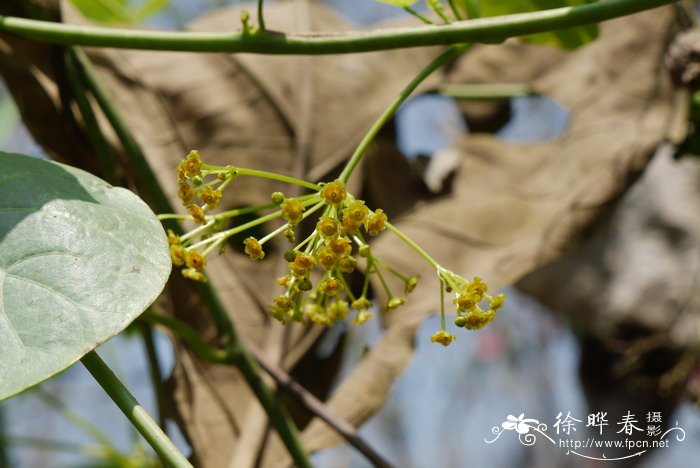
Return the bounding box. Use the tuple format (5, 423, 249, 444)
(246, 344, 394, 468)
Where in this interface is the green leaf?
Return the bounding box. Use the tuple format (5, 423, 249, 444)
(0, 153, 171, 400)
(68, 0, 138, 24)
(374, 0, 420, 7)
(0, 95, 20, 146)
(479, 0, 599, 49)
(134, 0, 170, 22)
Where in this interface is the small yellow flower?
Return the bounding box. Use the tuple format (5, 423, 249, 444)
(270, 296, 294, 322)
(320, 180, 346, 206)
(182, 268, 207, 282)
(178, 183, 194, 206)
(316, 216, 340, 240)
(176, 162, 187, 183)
(328, 236, 352, 256)
(187, 205, 206, 224)
(364, 209, 388, 236)
(293, 252, 314, 271)
(185, 249, 207, 270)
(276, 275, 292, 287)
(316, 246, 338, 270)
(169, 245, 186, 266)
(338, 256, 356, 273)
(305, 304, 331, 326)
(343, 200, 369, 224)
(352, 297, 372, 310)
(386, 297, 405, 310)
(318, 278, 343, 296)
(489, 293, 506, 310)
(455, 293, 478, 312)
(327, 300, 349, 321)
(464, 310, 495, 330)
(289, 252, 314, 278)
(341, 200, 369, 233)
(198, 187, 222, 209)
(244, 237, 265, 260)
(353, 310, 373, 325)
(431, 330, 456, 346)
(281, 198, 304, 225)
(184, 150, 202, 176)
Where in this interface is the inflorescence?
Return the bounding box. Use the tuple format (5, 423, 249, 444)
(163, 150, 505, 345)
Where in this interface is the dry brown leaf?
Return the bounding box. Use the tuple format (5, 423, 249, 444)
(298, 6, 687, 454)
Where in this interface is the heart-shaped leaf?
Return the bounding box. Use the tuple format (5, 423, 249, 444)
(0, 153, 170, 400)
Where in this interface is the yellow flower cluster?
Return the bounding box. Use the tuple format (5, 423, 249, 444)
(164, 151, 505, 345)
(177, 151, 223, 219)
(168, 150, 235, 282)
(429, 269, 507, 346)
(261, 180, 411, 326)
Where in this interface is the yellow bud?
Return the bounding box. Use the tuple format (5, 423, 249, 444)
(271, 192, 285, 205)
(405, 275, 420, 293)
(167, 230, 181, 246)
(169, 245, 186, 266)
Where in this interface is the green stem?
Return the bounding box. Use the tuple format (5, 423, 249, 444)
(225, 345, 313, 468)
(64, 48, 117, 185)
(0, 1, 675, 54)
(448, 0, 465, 21)
(71, 48, 174, 215)
(385, 221, 440, 270)
(257, 0, 266, 30)
(404, 7, 434, 25)
(142, 312, 228, 363)
(439, 82, 534, 100)
(338, 43, 470, 182)
(235, 167, 322, 191)
(439, 280, 446, 330)
(80, 351, 192, 468)
(138, 321, 168, 432)
(0, 435, 87, 455)
(185, 287, 311, 467)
